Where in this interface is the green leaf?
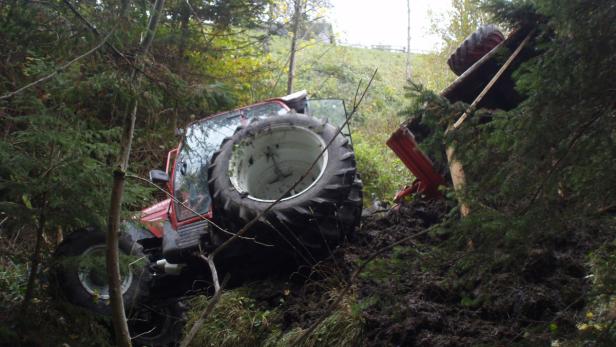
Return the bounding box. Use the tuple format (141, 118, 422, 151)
(21, 194, 32, 209)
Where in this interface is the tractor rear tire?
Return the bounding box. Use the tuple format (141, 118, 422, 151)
(447, 25, 505, 76)
(208, 113, 361, 257)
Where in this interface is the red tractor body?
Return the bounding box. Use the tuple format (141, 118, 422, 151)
(138, 99, 291, 239)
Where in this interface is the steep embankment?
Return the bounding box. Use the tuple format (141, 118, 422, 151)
(184, 196, 597, 346)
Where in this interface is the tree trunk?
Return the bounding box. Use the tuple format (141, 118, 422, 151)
(106, 1, 165, 346)
(406, 0, 412, 80)
(287, 0, 303, 94)
(177, 3, 191, 64)
(445, 145, 470, 217)
(21, 208, 46, 311)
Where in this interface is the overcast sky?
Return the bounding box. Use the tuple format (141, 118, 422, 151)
(328, 0, 451, 52)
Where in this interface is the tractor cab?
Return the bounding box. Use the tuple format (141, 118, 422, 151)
(140, 92, 353, 241)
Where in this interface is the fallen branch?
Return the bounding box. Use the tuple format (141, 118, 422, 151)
(449, 29, 536, 131)
(179, 268, 230, 347)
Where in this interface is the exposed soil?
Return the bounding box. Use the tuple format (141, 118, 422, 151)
(341, 198, 591, 346)
(1, 198, 596, 346)
(209, 196, 595, 346)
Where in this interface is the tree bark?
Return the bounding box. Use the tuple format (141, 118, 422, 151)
(177, 3, 191, 62)
(445, 145, 470, 217)
(286, 0, 303, 94)
(406, 0, 411, 80)
(21, 208, 46, 311)
(106, 1, 165, 346)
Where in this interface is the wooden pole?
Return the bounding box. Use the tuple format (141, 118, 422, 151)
(445, 29, 535, 218)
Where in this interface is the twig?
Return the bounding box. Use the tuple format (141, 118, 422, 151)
(0, 31, 113, 100)
(61, 0, 157, 83)
(291, 224, 439, 346)
(61, 0, 126, 59)
(130, 327, 157, 340)
(179, 272, 230, 347)
(522, 111, 604, 213)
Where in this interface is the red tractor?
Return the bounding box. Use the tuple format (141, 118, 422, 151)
(53, 91, 363, 345)
(387, 25, 535, 205)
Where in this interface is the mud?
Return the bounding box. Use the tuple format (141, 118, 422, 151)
(344, 198, 592, 346)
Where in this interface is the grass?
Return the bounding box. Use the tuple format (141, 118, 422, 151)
(265, 37, 455, 202)
(184, 284, 364, 347)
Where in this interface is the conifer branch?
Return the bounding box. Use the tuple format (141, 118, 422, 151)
(0, 31, 112, 101)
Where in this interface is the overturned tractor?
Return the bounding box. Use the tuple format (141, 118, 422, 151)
(52, 91, 363, 345)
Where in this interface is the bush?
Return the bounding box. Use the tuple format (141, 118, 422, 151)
(353, 126, 414, 204)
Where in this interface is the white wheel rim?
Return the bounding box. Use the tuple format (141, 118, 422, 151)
(77, 245, 134, 300)
(229, 125, 328, 202)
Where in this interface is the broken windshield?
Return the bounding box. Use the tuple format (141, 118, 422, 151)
(173, 102, 288, 220)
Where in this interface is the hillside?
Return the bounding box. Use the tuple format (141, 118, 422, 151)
(266, 37, 455, 200)
(1, 1, 615, 347)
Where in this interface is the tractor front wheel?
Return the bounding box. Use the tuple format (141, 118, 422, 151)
(52, 228, 148, 315)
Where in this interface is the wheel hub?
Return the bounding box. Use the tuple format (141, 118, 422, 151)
(77, 245, 134, 300)
(229, 125, 328, 202)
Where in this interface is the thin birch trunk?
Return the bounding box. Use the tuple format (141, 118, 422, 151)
(287, 0, 303, 94)
(406, 0, 412, 80)
(106, 1, 165, 346)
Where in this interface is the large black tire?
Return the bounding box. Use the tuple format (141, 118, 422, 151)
(128, 300, 186, 347)
(337, 175, 363, 236)
(447, 24, 505, 76)
(52, 228, 149, 316)
(208, 113, 361, 257)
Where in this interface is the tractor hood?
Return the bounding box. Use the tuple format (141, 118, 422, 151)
(139, 198, 171, 238)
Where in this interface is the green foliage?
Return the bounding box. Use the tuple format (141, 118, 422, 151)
(431, 0, 489, 55)
(185, 289, 278, 347)
(557, 240, 616, 346)
(404, 0, 616, 221)
(0, 0, 282, 229)
(459, 0, 615, 215)
(0, 1, 283, 341)
(264, 308, 363, 347)
(400, 0, 616, 343)
(353, 129, 413, 203)
(0, 260, 28, 306)
(185, 286, 363, 347)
